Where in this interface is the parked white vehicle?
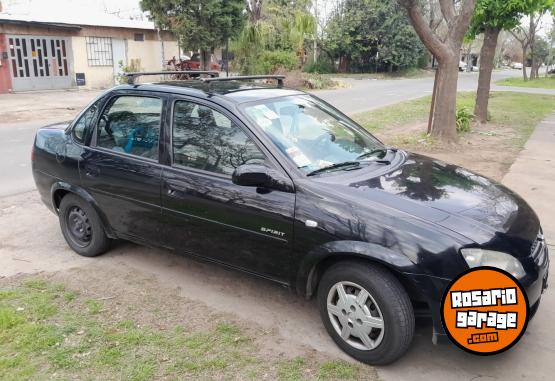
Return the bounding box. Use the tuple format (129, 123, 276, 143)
(511, 62, 523, 70)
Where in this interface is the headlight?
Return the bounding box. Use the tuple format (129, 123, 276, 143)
(460, 248, 526, 279)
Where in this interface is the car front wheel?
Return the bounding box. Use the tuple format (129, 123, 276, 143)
(58, 194, 111, 257)
(317, 261, 415, 365)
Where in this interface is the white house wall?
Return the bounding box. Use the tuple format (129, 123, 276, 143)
(72, 35, 113, 89)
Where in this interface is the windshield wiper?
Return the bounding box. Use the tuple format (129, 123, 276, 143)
(307, 161, 361, 177)
(356, 148, 394, 161)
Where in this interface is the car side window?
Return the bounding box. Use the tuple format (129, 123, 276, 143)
(72, 101, 99, 143)
(172, 100, 266, 175)
(96, 96, 162, 160)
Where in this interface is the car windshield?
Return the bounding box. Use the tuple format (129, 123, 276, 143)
(242, 95, 385, 175)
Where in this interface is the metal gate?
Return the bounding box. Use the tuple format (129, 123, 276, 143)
(7, 35, 73, 91)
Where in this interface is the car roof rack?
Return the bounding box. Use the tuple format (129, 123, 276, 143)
(124, 71, 220, 85)
(200, 75, 285, 90)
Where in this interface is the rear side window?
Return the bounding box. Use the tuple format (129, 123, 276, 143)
(172, 100, 266, 175)
(96, 96, 162, 161)
(72, 101, 99, 143)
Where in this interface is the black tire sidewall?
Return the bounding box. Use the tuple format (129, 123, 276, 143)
(317, 262, 414, 365)
(59, 194, 109, 257)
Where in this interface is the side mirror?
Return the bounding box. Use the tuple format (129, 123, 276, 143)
(232, 164, 293, 193)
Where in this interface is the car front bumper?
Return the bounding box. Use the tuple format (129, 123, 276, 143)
(405, 243, 550, 345)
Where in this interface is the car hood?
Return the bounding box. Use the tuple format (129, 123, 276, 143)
(43, 121, 71, 130)
(313, 152, 539, 254)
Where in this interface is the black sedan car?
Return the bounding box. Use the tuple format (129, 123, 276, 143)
(32, 73, 549, 364)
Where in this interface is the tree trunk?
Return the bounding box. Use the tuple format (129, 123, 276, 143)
(522, 45, 528, 81)
(431, 57, 459, 142)
(399, 0, 476, 143)
(529, 16, 537, 80)
(199, 49, 210, 71)
(474, 27, 500, 123)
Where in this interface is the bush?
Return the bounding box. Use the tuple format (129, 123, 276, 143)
(115, 60, 141, 84)
(417, 53, 430, 69)
(272, 68, 337, 90)
(304, 61, 336, 74)
(456, 107, 472, 133)
(303, 73, 337, 89)
(255, 50, 298, 74)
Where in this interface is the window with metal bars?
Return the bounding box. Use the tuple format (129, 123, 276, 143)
(85, 36, 113, 66)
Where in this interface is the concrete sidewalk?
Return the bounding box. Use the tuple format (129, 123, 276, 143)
(503, 112, 555, 241)
(378, 113, 555, 381)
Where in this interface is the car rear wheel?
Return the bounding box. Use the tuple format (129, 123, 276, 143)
(59, 194, 111, 257)
(317, 261, 414, 365)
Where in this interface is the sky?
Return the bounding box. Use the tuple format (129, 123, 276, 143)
(2, 0, 145, 19)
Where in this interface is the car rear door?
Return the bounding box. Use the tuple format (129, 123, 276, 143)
(161, 96, 296, 282)
(80, 90, 167, 245)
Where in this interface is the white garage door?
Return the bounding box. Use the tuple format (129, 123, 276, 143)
(7, 35, 73, 91)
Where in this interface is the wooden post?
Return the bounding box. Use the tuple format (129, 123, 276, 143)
(428, 64, 439, 135)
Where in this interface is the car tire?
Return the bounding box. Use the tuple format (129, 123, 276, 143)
(317, 261, 415, 365)
(58, 194, 111, 257)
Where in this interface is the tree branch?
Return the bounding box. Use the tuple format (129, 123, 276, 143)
(399, 0, 447, 59)
(449, 0, 476, 45)
(438, 0, 456, 23)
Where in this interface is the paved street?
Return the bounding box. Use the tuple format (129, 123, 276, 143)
(0, 69, 534, 197)
(315, 69, 555, 113)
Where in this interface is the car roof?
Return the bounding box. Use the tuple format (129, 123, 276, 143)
(112, 80, 306, 104)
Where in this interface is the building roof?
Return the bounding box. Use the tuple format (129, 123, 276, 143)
(0, 3, 156, 30)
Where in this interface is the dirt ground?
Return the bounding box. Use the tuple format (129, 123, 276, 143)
(0, 90, 102, 124)
(376, 121, 521, 182)
(2, 266, 375, 380)
(0, 190, 359, 361)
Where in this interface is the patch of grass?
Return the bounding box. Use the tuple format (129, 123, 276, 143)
(354, 96, 432, 133)
(323, 68, 433, 81)
(278, 357, 306, 381)
(496, 76, 555, 89)
(353, 92, 555, 148)
(85, 299, 102, 314)
(303, 73, 339, 90)
(129, 359, 156, 381)
(63, 290, 78, 302)
(391, 131, 435, 148)
(318, 360, 360, 380)
(0, 306, 24, 329)
(0, 277, 377, 381)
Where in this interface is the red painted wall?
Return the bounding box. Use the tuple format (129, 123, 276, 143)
(0, 34, 13, 93)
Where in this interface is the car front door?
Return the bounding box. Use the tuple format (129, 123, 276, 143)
(161, 97, 296, 282)
(80, 91, 167, 245)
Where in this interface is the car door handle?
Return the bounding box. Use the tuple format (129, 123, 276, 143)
(165, 181, 189, 196)
(84, 165, 100, 178)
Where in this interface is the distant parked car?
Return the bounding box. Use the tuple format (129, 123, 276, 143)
(459, 61, 467, 72)
(181, 53, 222, 72)
(511, 62, 523, 70)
